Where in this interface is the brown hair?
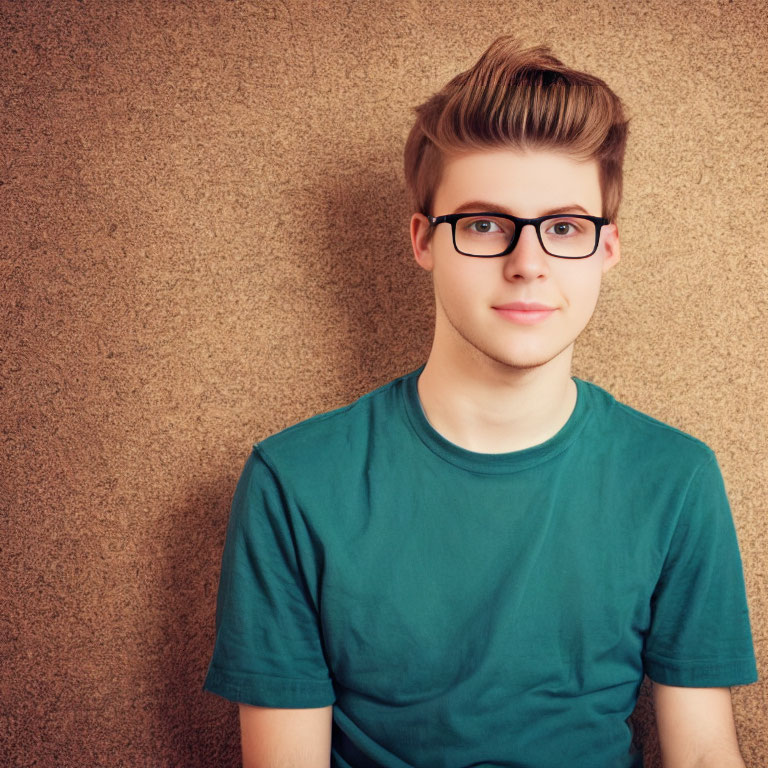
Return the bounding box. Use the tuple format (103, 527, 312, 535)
(404, 37, 629, 222)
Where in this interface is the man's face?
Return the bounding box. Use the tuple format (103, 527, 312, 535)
(410, 147, 620, 372)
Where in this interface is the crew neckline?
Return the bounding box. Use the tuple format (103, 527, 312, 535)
(400, 369, 592, 474)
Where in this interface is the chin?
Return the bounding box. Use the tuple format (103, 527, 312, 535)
(443, 316, 577, 373)
(475, 340, 574, 372)
(493, 355, 560, 371)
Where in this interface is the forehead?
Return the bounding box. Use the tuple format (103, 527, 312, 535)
(433, 148, 602, 217)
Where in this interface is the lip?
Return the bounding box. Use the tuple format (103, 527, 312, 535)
(493, 302, 555, 311)
(492, 301, 557, 325)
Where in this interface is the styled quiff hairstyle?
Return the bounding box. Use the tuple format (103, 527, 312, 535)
(404, 37, 629, 222)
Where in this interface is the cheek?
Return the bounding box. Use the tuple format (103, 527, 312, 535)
(433, 269, 473, 314)
(434, 256, 495, 297)
(559, 265, 604, 313)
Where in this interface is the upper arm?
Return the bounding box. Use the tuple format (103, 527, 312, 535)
(204, 451, 334, 708)
(652, 683, 745, 767)
(239, 703, 333, 768)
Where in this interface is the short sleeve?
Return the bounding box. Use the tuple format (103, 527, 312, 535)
(203, 447, 335, 707)
(643, 454, 757, 687)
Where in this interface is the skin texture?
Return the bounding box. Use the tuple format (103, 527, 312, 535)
(653, 684, 746, 768)
(238, 147, 747, 767)
(413, 149, 619, 374)
(410, 147, 620, 454)
(239, 703, 332, 768)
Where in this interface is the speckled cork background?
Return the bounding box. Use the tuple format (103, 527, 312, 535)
(1, 1, 766, 766)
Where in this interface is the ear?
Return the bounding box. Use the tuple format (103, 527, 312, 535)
(410, 213, 434, 272)
(601, 222, 621, 274)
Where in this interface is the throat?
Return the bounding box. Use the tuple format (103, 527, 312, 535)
(416, 366, 578, 454)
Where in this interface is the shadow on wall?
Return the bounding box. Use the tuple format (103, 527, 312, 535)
(156, 477, 241, 767)
(633, 676, 661, 766)
(315, 161, 434, 394)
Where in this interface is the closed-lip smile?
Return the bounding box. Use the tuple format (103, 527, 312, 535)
(493, 301, 555, 311)
(492, 301, 557, 325)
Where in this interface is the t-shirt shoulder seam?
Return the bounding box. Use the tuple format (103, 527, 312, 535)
(654, 452, 720, 576)
(255, 372, 413, 454)
(603, 395, 714, 453)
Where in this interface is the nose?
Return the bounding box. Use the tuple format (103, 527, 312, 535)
(502, 222, 549, 282)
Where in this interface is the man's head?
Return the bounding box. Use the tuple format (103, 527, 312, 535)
(404, 39, 628, 373)
(404, 37, 629, 223)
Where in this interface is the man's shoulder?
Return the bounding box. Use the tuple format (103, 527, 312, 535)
(255, 369, 416, 470)
(579, 378, 717, 467)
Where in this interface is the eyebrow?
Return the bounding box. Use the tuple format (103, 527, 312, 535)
(451, 200, 593, 217)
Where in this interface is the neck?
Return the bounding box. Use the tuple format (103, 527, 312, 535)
(417, 346, 577, 454)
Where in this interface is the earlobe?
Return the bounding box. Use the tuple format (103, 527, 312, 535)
(602, 223, 621, 273)
(410, 213, 434, 272)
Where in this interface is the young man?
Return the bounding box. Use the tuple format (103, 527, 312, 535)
(204, 37, 757, 767)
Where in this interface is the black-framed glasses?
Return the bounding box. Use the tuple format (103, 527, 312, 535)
(427, 212, 610, 259)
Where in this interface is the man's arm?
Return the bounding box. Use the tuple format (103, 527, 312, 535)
(653, 683, 746, 768)
(239, 703, 333, 768)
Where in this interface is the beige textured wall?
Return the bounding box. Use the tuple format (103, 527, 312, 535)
(2, 1, 766, 766)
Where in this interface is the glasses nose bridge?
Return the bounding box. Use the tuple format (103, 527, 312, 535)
(507, 217, 544, 256)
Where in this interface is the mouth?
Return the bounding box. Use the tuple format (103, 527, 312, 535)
(492, 302, 557, 325)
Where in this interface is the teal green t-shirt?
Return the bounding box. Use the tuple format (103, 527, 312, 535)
(204, 371, 757, 768)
